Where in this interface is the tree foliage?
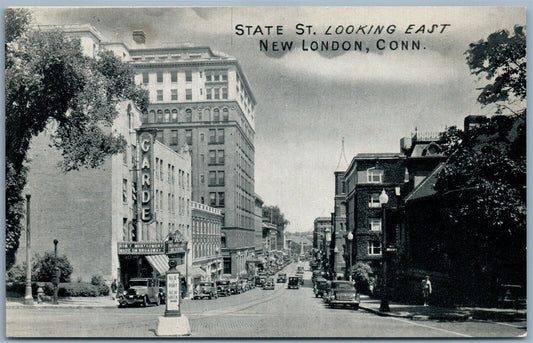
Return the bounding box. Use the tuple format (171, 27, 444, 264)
(5, 8, 148, 269)
(431, 26, 526, 298)
(262, 205, 290, 229)
(465, 25, 526, 112)
(32, 252, 74, 283)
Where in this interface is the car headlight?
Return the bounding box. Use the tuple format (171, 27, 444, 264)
(122, 291, 127, 296)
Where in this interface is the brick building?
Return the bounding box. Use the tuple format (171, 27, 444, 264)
(344, 153, 406, 273)
(191, 201, 223, 282)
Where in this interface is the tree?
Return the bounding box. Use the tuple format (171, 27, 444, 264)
(352, 262, 373, 292)
(262, 205, 290, 230)
(432, 26, 526, 304)
(32, 252, 73, 283)
(5, 9, 148, 269)
(465, 25, 526, 113)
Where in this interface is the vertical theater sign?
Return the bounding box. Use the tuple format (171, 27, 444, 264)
(139, 131, 154, 224)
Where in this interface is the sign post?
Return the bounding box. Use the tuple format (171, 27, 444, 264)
(155, 241, 191, 336)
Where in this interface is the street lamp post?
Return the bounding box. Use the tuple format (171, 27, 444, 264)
(24, 195, 34, 305)
(333, 247, 339, 280)
(52, 239, 59, 305)
(347, 232, 353, 281)
(379, 189, 390, 312)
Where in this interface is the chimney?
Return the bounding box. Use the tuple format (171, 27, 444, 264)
(133, 30, 146, 44)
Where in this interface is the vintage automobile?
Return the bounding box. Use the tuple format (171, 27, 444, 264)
(229, 280, 242, 294)
(277, 273, 287, 283)
(263, 277, 275, 290)
(313, 277, 329, 298)
(288, 276, 300, 289)
(297, 266, 304, 273)
(239, 279, 249, 292)
(216, 280, 232, 297)
(326, 280, 360, 309)
(255, 275, 266, 287)
(118, 278, 162, 307)
(193, 281, 218, 300)
(296, 271, 304, 285)
(311, 270, 322, 284)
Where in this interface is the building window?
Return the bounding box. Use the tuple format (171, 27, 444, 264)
(156, 110, 163, 122)
(186, 129, 192, 145)
(218, 192, 225, 206)
(369, 193, 381, 208)
(214, 88, 220, 100)
(223, 257, 231, 274)
(156, 130, 164, 144)
(218, 171, 225, 186)
(164, 109, 170, 122)
(222, 108, 229, 121)
(209, 129, 216, 144)
(171, 89, 178, 101)
(185, 70, 192, 82)
(204, 108, 211, 121)
(200, 133, 205, 142)
(186, 89, 192, 100)
(157, 72, 163, 83)
(142, 72, 149, 84)
(156, 90, 163, 102)
(217, 129, 224, 143)
(200, 174, 205, 183)
(368, 241, 382, 255)
(213, 108, 220, 121)
(206, 88, 212, 100)
(209, 171, 216, 186)
(209, 192, 217, 206)
(209, 150, 216, 165)
(217, 150, 225, 165)
(221, 71, 228, 81)
(369, 218, 382, 231)
(122, 179, 128, 203)
(171, 71, 177, 83)
(222, 88, 228, 99)
(171, 109, 178, 122)
(171, 130, 178, 145)
(186, 109, 192, 122)
(367, 168, 383, 183)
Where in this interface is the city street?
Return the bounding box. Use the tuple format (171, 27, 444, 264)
(6, 263, 526, 338)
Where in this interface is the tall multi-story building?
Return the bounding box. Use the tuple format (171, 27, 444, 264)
(128, 35, 257, 277)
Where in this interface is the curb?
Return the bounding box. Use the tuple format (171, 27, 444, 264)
(7, 304, 119, 310)
(359, 305, 472, 321)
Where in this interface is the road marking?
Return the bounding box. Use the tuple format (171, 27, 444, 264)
(390, 317, 472, 337)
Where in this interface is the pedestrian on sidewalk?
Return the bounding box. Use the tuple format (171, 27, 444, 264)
(421, 276, 432, 307)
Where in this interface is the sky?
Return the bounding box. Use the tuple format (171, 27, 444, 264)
(22, 6, 526, 232)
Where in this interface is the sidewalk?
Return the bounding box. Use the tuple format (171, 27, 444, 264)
(359, 295, 527, 322)
(6, 296, 118, 309)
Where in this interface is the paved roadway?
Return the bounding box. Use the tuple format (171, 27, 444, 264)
(5, 262, 527, 338)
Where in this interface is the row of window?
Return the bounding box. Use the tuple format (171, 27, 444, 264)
(143, 69, 225, 84)
(193, 242, 219, 259)
(144, 107, 230, 124)
(208, 171, 225, 186)
(237, 212, 253, 229)
(154, 190, 190, 216)
(153, 157, 190, 190)
(192, 219, 220, 236)
(122, 218, 188, 243)
(154, 87, 228, 102)
(155, 128, 225, 147)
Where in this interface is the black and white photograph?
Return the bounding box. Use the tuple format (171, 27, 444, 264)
(4, 5, 527, 338)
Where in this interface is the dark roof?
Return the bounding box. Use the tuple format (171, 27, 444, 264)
(354, 153, 405, 160)
(404, 163, 445, 202)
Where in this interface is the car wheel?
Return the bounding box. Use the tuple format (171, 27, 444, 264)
(315, 293, 318, 298)
(353, 304, 359, 310)
(215, 294, 219, 299)
(142, 296, 148, 307)
(156, 296, 161, 306)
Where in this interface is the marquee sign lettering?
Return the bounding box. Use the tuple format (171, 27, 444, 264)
(139, 131, 155, 223)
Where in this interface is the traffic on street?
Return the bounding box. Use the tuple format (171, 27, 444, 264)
(6, 261, 526, 338)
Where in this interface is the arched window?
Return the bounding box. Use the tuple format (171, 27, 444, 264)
(156, 110, 163, 123)
(204, 108, 211, 121)
(164, 109, 170, 122)
(186, 109, 192, 122)
(213, 108, 220, 121)
(222, 108, 229, 121)
(148, 110, 155, 123)
(171, 109, 178, 122)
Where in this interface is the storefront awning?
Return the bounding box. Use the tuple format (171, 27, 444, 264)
(146, 255, 169, 275)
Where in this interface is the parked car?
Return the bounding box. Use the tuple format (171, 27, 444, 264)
(263, 277, 275, 290)
(311, 270, 322, 284)
(313, 277, 329, 298)
(193, 281, 218, 300)
(288, 276, 300, 289)
(247, 277, 256, 289)
(277, 273, 287, 283)
(255, 275, 266, 287)
(229, 280, 241, 294)
(326, 280, 360, 309)
(239, 279, 250, 292)
(118, 278, 162, 307)
(296, 271, 304, 285)
(216, 280, 232, 296)
(158, 279, 166, 304)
